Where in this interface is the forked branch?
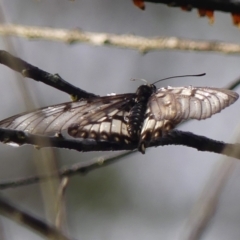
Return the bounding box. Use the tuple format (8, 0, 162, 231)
(0, 129, 238, 189)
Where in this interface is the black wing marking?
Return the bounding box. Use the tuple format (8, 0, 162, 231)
(0, 94, 135, 143)
(138, 86, 239, 153)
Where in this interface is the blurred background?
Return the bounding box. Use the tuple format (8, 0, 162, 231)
(0, 0, 240, 239)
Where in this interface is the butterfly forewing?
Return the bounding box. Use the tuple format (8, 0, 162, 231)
(0, 94, 135, 143)
(149, 86, 238, 121)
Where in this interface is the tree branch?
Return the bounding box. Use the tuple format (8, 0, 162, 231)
(0, 50, 97, 100)
(0, 151, 135, 189)
(0, 128, 238, 190)
(152, 130, 240, 159)
(0, 194, 75, 240)
(139, 0, 240, 14)
(0, 24, 240, 54)
(226, 75, 240, 90)
(0, 128, 238, 158)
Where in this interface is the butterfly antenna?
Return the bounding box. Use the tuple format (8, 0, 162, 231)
(152, 73, 206, 85)
(131, 78, 148, 84)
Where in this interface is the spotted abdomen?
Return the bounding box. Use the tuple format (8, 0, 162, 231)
(127, 102, 147, 139)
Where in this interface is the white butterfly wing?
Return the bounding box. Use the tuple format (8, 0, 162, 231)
(149, 86, 238, 121)
(0, 94, 134, 143)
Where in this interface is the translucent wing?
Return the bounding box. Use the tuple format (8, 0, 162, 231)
(138, 86, 239, 153)
(0, 94, 135, 143)
(149, 86, 239, 121)
(138, 110, 178, 153)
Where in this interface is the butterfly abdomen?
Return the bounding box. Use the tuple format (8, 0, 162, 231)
(127, 85, 156, 139)
(127, 102, 147, 139)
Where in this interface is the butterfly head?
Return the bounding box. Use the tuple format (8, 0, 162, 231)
(135, 84, 156, 102)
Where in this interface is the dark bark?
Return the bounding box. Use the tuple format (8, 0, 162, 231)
(0, 50, 97, 100)
(0, 129, 238, 189)
(0, 194, 74, 240)
(142, 0, 240, 14)
(0, 128, 238, 158)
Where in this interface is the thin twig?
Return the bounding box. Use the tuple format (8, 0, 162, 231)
(0, 194, 75, 240)
(0, 12, 70, 239)
(0, 151, 135, 189)
(0, 218, 6, 240)
(180, 127, 240, 240)
(0, 24, 240, 54)
(180, 159, 236, 240)
(179, 97, 240, 239)
(55, 177, 69, 229)
(226, 75, 240, 90)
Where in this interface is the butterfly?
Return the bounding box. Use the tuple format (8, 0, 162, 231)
(0, 84, 238, 153)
